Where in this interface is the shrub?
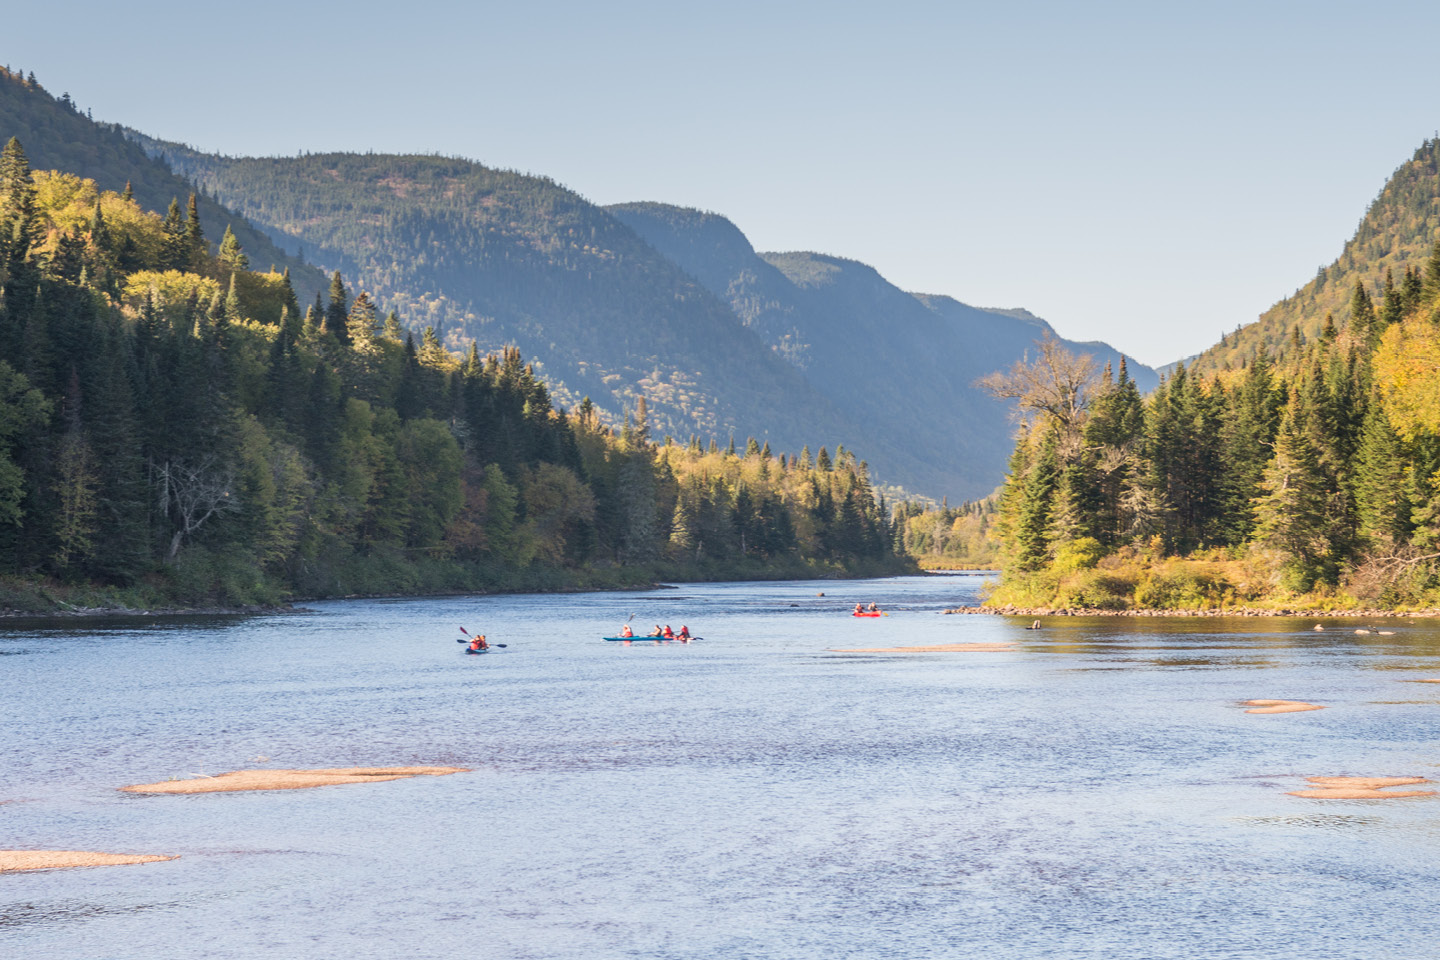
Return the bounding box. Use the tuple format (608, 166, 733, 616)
(1053, 537, 1106, 574)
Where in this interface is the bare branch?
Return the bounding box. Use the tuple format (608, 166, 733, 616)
(153, 457, 240, 561)
(977, 332, 1097, 434)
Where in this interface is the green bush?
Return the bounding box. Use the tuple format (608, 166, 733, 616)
(1053, 537, 1105, 574)
(1055, 570, 1133, 609)
(1133, 569, 1229, 609)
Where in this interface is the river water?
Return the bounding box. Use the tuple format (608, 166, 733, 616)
(4, 573, 1440, 958)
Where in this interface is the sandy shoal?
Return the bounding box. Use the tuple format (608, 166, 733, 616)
(829, 643, 1016, 653)
(0, 851, 176, 872)
(1243, 699, 1325, 714)
(1288, 775, 1436, 799)
(120, 766, 468, 794)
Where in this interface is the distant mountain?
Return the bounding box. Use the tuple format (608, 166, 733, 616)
(0, 71, 327, 305)
(106, 134, 1152, 499)
(610, 202, 1156, 493)
(1187, 138, 1440, 375)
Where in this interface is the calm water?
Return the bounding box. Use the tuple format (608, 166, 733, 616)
(5, 573, 1440, 959)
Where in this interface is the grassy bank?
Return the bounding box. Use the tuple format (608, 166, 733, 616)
(982, 544, 1440, 614)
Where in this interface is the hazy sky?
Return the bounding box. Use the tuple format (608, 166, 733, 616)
(7, 1, 1438, 366)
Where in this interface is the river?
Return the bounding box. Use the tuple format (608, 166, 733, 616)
(4, 573, 1440, 958)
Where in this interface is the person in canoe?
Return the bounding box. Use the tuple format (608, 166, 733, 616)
(620, 624, 633, 638)
(677, 625, 692, 641)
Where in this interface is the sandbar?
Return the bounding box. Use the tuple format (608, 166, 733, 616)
(829, 643, 1016, 653)
(1288, 775, 1436, 799)
(120, 766, 468, 794)
(1243, 699, 1325, 714)
(0, 850, 176, 872)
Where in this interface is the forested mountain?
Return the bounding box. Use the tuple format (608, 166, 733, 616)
(1189, 138, 1440, 375)
(608, 203, 1157, 495)
(0, 70, 327, 306)
(114, 132, 1149, 500)
(0, 126, 908, 610)
(122, 137, 877, 485)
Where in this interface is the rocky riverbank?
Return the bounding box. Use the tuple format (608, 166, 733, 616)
(944, 605, 1440, 618)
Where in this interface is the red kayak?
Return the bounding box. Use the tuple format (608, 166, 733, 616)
(852, 612, 882, 617)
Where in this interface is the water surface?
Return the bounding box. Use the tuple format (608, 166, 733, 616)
(5, 574, 1440, 958)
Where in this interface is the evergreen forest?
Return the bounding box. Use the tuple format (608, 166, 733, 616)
(0, 131, 910, 612)
(983, 262, 1440, 609)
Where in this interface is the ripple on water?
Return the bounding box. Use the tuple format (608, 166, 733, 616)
(5, 576, 1440, 959)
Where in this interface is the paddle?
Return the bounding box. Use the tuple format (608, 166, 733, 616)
(457, 626, 507, 648)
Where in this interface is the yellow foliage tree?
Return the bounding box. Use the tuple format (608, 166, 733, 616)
(1373, 318, 1440, 441)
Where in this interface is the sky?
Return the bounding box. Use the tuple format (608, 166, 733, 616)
(7, 0, 1439, 367)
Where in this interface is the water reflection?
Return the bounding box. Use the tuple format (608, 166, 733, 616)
(5, 576, 1440, 959)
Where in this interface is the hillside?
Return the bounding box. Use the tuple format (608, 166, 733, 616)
(101, 126, 1153, 499)
(610, 202, 1157, 494)
(0, 69, 327, 305)
(1189, 137, 1440, 375)
(120, 140, 893, 483)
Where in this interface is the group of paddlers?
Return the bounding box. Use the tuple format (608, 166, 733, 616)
(618, 623, 692, 641)
(853, 602, 882, 614)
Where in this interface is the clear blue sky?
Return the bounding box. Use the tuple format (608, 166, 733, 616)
(7, 1, 1438, 366)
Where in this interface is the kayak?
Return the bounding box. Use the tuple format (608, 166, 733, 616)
(852, 612, 883, 617)
(603, 636, 697, 641)
(464, 647, 491, 655)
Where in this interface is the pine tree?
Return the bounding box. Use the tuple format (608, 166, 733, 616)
(1379, 268, 1405, 328)
(184, 194, 205, 267)
(325, 271, 350, 344)
(1348, 280, 1376, 347)
(1253, 412, 1330, 584)
(218, 225, 248, 270)
(1423, 240, 1440, 307)
(1353, 401, 1411, 548)
(160, 198, 187, 271)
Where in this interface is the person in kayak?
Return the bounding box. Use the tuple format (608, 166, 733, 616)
(648, 624, 663, 637)
(620, 624, 633, 638)
(677, 626, 691, 641)
(662, 625, 675, 640)
(853, 603, 865, 614)
(468, 634, 489, 652)
(867, 602, 880, 612)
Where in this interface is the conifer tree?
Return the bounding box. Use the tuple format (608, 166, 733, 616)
(218, 225, 248, 270)
(1348, 280, 1376, 346)
(184, 194, 205, 267)
(1353, 402, 1412, 548)
(1253, 412, 1331, 585)
(160, 198, 187, 271)
(325, 271, 350, 344)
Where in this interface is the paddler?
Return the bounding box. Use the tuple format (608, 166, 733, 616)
(853, 603, 865, 615)
(677, 626, 691, 641)
(867, 602, 880, 613)
(620, 624, 633, 638)
(468, 634, 489, 652)
(648, 624, 663, 637)
(662, 625, 675, 640)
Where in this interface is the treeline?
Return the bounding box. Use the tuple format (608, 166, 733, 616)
(892, 498, 1000, 569)
(988, 258, 1440, 608)
(0, 139, 908, 609)
(1190, 138, 1440, 377)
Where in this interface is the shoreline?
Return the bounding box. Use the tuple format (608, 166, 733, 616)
(945, 605, 1440, 618)
(0, 565, 921, 620)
